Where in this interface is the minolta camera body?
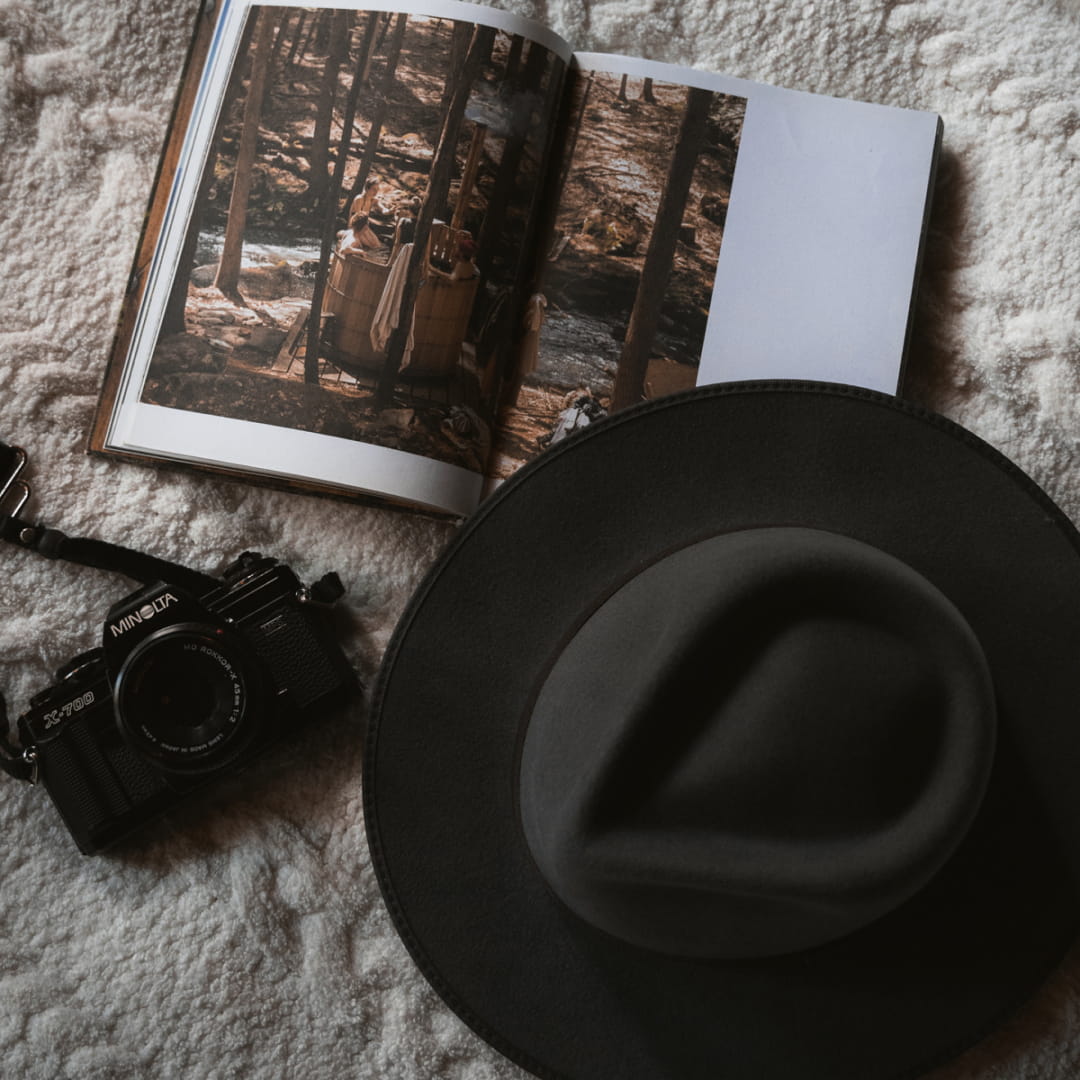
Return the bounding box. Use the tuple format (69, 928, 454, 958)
(17, 552, 356, 854)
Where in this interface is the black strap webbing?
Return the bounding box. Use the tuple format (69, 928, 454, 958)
(0, 513, 219, 595)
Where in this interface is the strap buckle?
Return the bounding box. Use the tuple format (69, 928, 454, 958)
(0, 442, 30, 518)
(22, 748, 38, 786)
(0, 690, 36, 784)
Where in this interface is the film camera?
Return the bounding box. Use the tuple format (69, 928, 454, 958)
(14, 552, 357, 854)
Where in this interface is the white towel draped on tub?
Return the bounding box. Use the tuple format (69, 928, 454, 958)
(371, 242, 415, 368)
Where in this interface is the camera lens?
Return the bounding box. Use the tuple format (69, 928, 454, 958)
(116, 627, 255, 771)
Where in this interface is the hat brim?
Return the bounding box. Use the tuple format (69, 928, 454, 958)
(365, 382, 1080, 1080)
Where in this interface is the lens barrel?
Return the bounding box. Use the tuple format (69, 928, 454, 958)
(115, 625, 256, 772)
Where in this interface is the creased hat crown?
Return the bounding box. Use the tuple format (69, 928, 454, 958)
(519, 527, 997, 957)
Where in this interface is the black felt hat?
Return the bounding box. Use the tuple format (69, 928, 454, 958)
(364, 382, 1080, 1080)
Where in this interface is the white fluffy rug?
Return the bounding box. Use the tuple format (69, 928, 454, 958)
(1, 0, 1079, 1076)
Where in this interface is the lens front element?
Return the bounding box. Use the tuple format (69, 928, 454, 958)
(116, 626, 252, 771)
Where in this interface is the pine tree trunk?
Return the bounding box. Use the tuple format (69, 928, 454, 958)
(490, 52, 571, 416)
(355, 10, 381, 86)
(304, 12, 365, 384)
(346, 13, 408, 209)
(375, 11, 393, 53)
(611, 86, 711, 410)
(269, 10, 292, 69)
(475, 40, 548, 282)
(504, 34, 525, 85)
(308, 9, 351, 205)
(375, 23, 496, 408)
(285, 12, 308, 68)
(161, 146, 217, 336)
(162, 17, 258, 335)
(439, 21, 473, 114)
(554, 71, 593, 209)
(213, 9, 277, 299)
(313, 11, 332, 55)
(298, 13, 321, 61)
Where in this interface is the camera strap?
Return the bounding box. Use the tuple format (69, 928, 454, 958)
(1, 440, 221, 780)
(0, 696, 34, 782)
(0, 441, 218, 594)
(0, 513, 219, 595)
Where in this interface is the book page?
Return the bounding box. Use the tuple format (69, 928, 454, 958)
(487, 53, 940, 482)
(105, 0, 572, 517)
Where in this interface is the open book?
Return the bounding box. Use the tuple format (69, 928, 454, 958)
(92, 0, 942, 517)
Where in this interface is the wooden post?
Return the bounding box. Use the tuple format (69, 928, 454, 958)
(451, 124, 487, 231)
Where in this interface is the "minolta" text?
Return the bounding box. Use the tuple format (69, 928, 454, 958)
(109, 593, 180, 637)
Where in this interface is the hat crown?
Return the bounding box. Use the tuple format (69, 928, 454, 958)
(519, 527, 996, 958)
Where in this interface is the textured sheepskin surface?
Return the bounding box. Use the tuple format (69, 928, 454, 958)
(1, 0, 1079, 1077)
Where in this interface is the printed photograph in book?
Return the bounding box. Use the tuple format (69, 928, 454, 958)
(142, 5, 566, 474)
(488, 71, 747, 477)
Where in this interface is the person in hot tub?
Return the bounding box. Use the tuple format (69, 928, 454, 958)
(339, 213, 382, 254)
